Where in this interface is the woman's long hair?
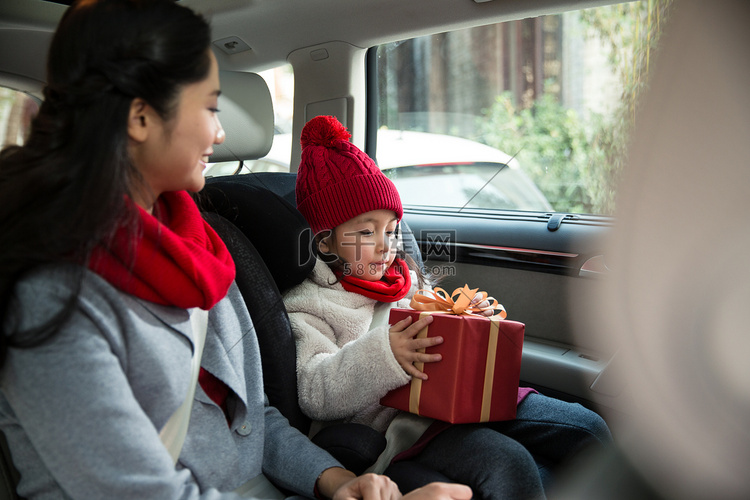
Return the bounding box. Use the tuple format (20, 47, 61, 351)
(0, 0, 212, 362)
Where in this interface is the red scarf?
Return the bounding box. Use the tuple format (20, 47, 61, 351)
(335, 258, 411, 302)
(88, 191, 235, 310)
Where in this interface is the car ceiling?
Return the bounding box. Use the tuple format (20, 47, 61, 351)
(1, 0, 620, 95)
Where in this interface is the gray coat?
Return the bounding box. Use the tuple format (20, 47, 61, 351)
(0, 265, 340, 499)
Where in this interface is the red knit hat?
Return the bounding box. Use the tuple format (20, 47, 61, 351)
(296, 115, 403, 234)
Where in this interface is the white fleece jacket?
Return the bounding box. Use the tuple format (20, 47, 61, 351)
(283, 258, 420, 433)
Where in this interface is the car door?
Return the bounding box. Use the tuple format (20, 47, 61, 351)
(395, 185, 620, 419)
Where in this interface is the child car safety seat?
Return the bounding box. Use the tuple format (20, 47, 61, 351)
(201, 180, 389, 474)
(202, 173, 452, 491)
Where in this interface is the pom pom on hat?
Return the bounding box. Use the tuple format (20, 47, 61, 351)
(295, 116, 403, 234)
(301, 115, 351, 149)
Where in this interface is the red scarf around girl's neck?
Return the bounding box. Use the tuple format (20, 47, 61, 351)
(334, 257, 411, 302)
(88, 191, 236, 310)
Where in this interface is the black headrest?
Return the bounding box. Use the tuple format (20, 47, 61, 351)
(201, 176, 315, 293)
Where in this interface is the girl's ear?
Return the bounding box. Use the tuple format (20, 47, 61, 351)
(316, 230, 341, 266)
(127, 98, 151, 143)
(317, 235, 331, 254)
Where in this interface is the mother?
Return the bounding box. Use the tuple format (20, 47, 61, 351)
(0, 1, 470, 499)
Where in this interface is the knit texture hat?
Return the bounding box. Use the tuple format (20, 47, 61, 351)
(296, 116, 403, 234)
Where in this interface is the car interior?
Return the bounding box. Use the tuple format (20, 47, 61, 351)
(1, 0, 749, 498)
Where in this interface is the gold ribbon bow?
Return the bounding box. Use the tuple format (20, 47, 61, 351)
(409, 284, 507, 319)
(404, 284, 509, 422)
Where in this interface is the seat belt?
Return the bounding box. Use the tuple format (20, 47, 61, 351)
(157, 308, 285, 499)
(159, 308, 208, 465)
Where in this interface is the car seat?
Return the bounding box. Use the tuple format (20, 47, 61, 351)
(201, 173, 453, 491)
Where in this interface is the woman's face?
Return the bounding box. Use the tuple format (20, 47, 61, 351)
(320, 209, 399, 281)
(129, 50, 224, 211)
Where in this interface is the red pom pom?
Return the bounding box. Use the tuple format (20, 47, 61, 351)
(300, 115, 351, 149)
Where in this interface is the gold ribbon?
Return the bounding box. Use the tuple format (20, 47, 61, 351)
(406, 311, 504, 422)
(480, 316, 501, 422)
(408, 311, 432, 415)
(410, 284, 507, 319)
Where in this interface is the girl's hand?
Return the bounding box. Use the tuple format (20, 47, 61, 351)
(403, 483, 473, 499)
(389, 315, 442, 380)
(471, 292, 495, 317)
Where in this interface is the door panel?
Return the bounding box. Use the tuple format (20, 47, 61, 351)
(401, 208, 627, 418)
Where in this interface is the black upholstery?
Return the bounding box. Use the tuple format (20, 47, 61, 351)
(201, 177, 314, 294)
(0, 433, 20, 500)
(209, 172, 298, 206)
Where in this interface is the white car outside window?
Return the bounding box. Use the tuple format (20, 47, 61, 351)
(205, 129, 552, 212)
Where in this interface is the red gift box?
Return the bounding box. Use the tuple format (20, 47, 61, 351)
(380, 287, 524, 423)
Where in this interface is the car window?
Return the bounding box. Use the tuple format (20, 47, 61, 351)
(377, 130, 552, 212)
(0, 87, 39, 149)
(374, 1, 673, 215)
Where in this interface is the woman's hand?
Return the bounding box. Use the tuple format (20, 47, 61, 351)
(323, 470, 400, 499)
(323, 469, 473, 500)
(388, 314, 442, 380)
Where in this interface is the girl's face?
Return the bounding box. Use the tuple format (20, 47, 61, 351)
(320, 209, 399, 281)
(128, 50, 224, 211)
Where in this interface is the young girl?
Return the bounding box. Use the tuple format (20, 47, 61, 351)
(0, 2, 469, 499)
(284, 116, 613, 499)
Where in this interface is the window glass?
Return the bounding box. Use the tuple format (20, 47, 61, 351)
(0, 87, 39, 149)
(204, 64, 294, 177)
(375, 1, 673, 215)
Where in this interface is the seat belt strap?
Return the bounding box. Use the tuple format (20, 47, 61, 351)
(159, 308, 209, 465)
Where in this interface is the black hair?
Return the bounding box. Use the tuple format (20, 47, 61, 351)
(0, 0, 212, 363)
